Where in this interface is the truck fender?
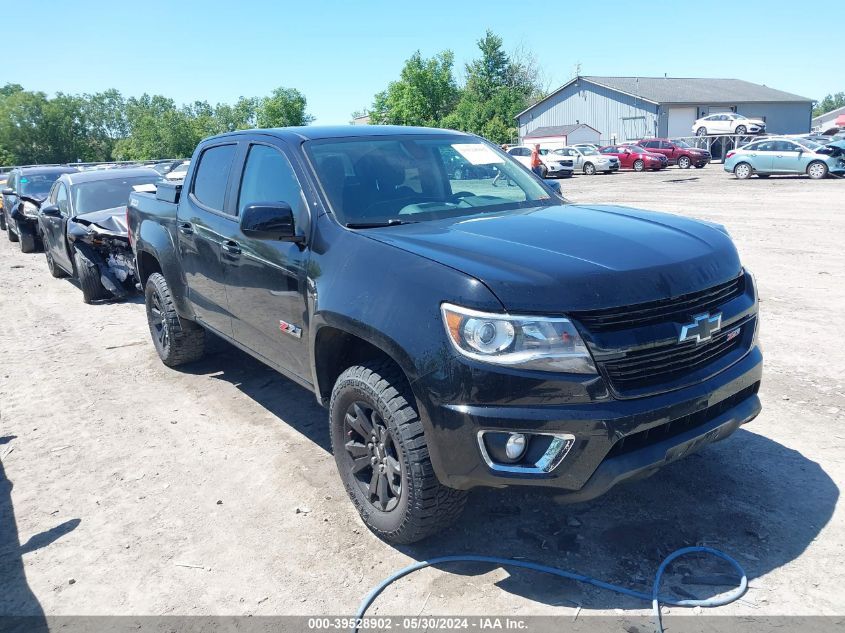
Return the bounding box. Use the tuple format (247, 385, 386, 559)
(134, 220, 196, 320)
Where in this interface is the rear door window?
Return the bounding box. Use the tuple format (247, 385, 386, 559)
(192, 144, 237, 213)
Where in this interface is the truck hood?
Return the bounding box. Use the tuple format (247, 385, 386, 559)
(364, 204, 742, 312)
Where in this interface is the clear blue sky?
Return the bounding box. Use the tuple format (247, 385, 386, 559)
(6, 0, 836, 124)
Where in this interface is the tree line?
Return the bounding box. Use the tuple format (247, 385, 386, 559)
(367, 31, 547, 145)
(0, 84, 313, 166)
(813, 93, 845, 118)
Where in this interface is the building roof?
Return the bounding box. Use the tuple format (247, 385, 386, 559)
(523, 123, 600, 139)
(518, 76, 813, 118)
(812, 104, 845, 125)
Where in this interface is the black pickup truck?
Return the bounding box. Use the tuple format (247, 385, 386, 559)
(127, 126, 762, 544)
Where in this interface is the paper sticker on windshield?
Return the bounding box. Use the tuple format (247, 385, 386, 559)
(452, 144, 504, 165)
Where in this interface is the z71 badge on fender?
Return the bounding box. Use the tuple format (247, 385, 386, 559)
(279, 320, 302, 338)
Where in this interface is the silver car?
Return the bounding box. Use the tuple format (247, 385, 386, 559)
(552, 146, 619, 175)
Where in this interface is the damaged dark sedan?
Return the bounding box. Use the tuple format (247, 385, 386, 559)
(37, 167, 161, 303)
(2, 166, 78, 252)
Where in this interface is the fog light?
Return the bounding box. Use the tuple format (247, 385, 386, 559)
(505, 433, 527, 460)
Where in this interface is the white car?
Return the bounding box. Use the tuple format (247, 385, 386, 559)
(552, 146, 620, 175)
(507, 146, 574, 178)
(692, 113, 766, 136)
(165, 161, 191, 181)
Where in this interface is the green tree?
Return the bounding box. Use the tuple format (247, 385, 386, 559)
(442, 31, 544, 144)
(369, 51, 459, 126)
(813, 92, 845, 118)
(256, 87, 314, 128)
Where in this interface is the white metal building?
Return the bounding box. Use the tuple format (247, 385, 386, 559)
(811, 105, 845, 131)
(522, 124, 601, 149)
(517, 76, 814, 142)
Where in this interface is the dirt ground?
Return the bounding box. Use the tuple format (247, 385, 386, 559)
(1, 166, 843, 626)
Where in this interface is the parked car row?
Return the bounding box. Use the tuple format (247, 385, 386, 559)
(1, 165, 162, 301)
(3, 126, 764, 545)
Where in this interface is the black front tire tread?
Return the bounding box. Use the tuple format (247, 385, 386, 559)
(7, 222, 19, 242)
(331, 360, 467, 544)
(74, 250, 111, 303)
(145, 272, 205, 366)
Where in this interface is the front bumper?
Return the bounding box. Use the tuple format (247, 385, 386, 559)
(423, 345, 762, 494)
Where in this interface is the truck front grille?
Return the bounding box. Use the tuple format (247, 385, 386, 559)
(599, 324, 746, 392)
(573, 275, 744, 333)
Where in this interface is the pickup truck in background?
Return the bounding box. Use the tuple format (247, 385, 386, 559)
(127, 126, 762, 544)
(636, 138, 711, 169)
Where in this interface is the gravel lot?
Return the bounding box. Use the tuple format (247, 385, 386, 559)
(1, 166, 843, 626)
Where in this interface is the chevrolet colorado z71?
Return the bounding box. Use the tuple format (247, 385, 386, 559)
(127, 126, 762, 544)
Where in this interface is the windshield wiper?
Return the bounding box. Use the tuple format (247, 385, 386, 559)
(345, 219, 418, 229)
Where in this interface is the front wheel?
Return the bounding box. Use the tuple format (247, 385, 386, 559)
(678, 156, 691, 169)
(807, 161, 828, 180)
(735, 125, 747, 135)
(0, 210, 6, 231)
(734, 162, 753, 180)
(7, 221, 19, 242)
(144, 272, 206, 366)
(583, 162, 596, 175)
(330, 361, 467, 544)
(17, 223, 37, 253)
(74, 249, 110, 303)
(633, 159, 645, 172)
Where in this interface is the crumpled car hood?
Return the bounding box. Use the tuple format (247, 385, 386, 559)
(73, 206, 128, 237)
(362, 204, 742, 312)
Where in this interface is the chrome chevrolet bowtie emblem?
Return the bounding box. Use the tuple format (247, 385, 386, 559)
(679, 312, 722, 344)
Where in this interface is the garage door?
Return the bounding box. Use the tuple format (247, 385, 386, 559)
(668, 106, 697, 138)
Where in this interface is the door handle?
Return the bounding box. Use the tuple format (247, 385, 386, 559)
(221, 240, 241, 256)
(178, 222, 194, 235)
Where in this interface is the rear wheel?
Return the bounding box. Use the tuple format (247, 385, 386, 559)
(330, 361, 467, 544)
(696, 127, 707, 136)
(583, 162, 596, 175)
(807, 161, 828, 180)
(678, 156, 692, 169)
(144, 272, 205, 366)
(734, 162, 753, 180)
(633, 159, 645, 172)
(74, 249, 110, 303)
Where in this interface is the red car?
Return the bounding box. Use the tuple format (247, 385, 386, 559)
(636, 138, 711, 169)
(599, 145, 666, 171)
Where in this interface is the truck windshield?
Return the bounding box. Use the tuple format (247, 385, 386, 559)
(306, 135, 556, 227)
(72, 175, 161, 215)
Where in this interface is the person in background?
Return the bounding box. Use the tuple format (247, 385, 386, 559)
(530, 144, 544, 177)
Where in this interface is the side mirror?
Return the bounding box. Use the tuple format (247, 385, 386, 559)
(240, 202, 302, 242)
(2, 187, 15, 196)
(41, 204, 61, 217)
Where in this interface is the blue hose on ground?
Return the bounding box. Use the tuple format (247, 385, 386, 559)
(354, 546, 747, 633)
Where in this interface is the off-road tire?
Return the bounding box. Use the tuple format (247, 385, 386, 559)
(678, 156, 692, 169)
(144, 272, 205, 366)
(633, 159, 645, 172)
(330, 361, 467, 544)
(74, 250, 110, 303)
(583, 162, 596, 175)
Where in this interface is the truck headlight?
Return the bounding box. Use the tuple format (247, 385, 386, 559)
(21, 201, 40, 218)
(441, 303, 597, 374)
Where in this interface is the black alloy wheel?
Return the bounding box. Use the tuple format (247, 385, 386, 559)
(343, 401, 402, 512)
